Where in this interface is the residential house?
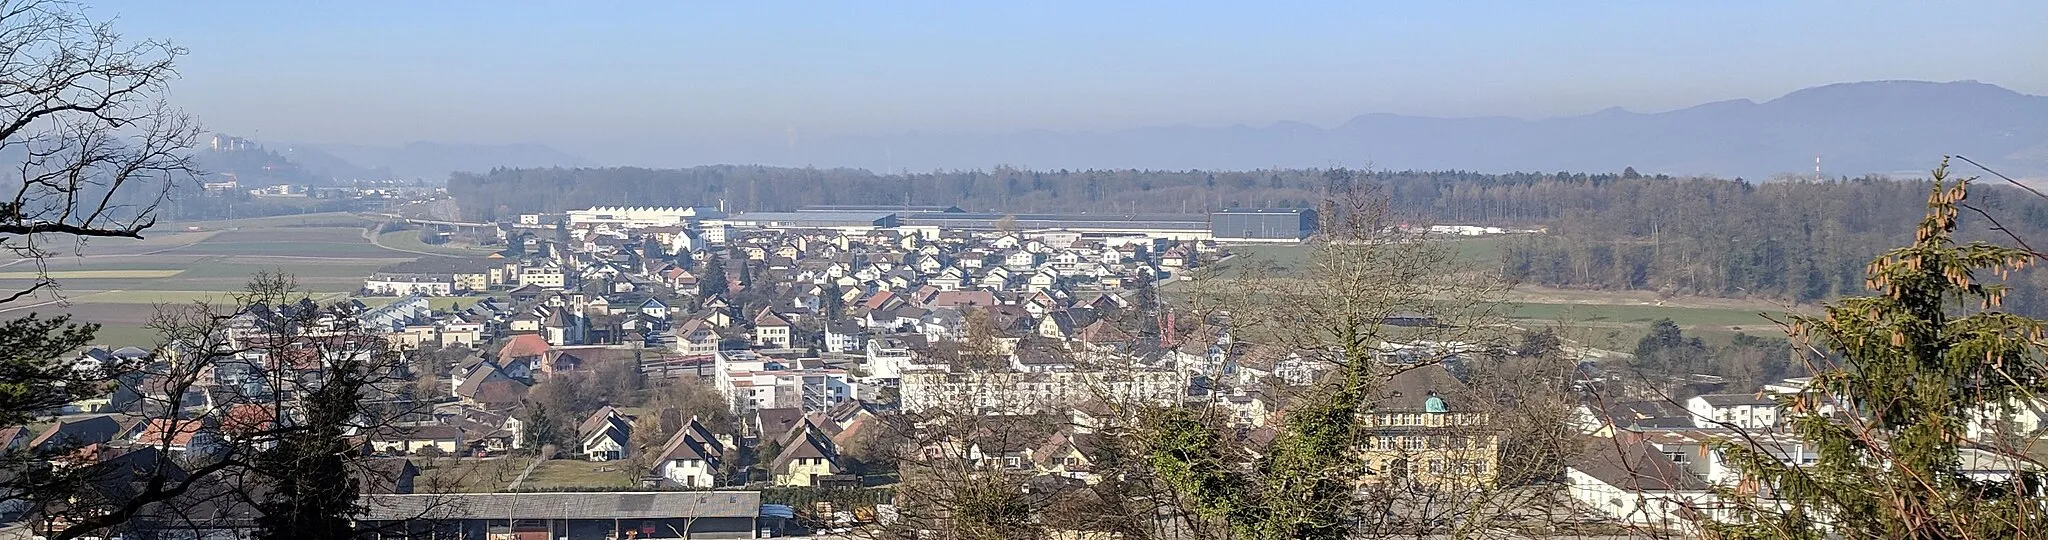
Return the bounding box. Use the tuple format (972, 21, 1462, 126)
(578, 406, 633, 461)
(1686, 394, 1780, 430)
(770, 425, 845, 487)
(651, 417, 728, 488)
(753, 308, 794, 349)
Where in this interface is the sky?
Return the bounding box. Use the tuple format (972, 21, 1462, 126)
(96, 1, 2048, 166)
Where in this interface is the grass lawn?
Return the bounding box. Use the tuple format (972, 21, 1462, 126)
(166, 212, 371, 230)
(65, 290, 248, 304)
(376, 230, 498, 257)
(1446, 235, 1516, 264)
(1209, 236, 1512, 276)
(518, 459, 637, 490)
(416, 458, 525, 493)
(1505, 301, 1780, 329)
(0, 270, 183, 279)
(86, 325, 163, 348)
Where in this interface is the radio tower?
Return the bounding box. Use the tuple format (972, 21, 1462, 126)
(1815, 154, 1823, 182)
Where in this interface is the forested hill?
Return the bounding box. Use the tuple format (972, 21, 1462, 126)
(612, 81, 2048, 179)
(453, 165, 2048, 313)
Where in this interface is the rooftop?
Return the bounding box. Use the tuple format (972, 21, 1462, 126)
(360, 491, 762, 520)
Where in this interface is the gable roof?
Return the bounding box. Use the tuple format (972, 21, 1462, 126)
(499, 334, 551, 359)
(770, 426, 842, 474)
(1570, 438, 1709, 492)
(32, 415, 122, 450)
(577, 406, 631, 440)
(753, 307, 793, 328)
(653, 416, 725, 464)
(756, 408, 804, 437)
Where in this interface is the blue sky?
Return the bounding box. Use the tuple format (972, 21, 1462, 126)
(97, 1, 2048, 165)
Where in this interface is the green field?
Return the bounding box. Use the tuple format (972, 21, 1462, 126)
(1504, 301, 1781, 329)
(1208, 236, 1511, 276)
(417, 458, 526, 493)
(1194, 236, 1797, 334)
(0, 215, 467, 349)
(518, 460, 637, 490)
(376, 230, 499, 257)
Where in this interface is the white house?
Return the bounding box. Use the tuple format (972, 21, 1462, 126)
(1686, 394, 1780, 430)
(651, 417, 727, 488)
(1566, 440, 1723, 534)
(364, 275, 454, 297)
(577, 407, 632, 461)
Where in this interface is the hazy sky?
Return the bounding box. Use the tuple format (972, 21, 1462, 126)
(98, 1, 2048, 165)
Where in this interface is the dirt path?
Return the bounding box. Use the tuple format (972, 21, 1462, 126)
(505, 444, 554, 490)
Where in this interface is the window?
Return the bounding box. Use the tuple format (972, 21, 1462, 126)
(1427, 460, 1444, 473)
(1428, 436, 1448, 450)
(1401, 436, 1425, 451)
(1663, 450, 1688, 464)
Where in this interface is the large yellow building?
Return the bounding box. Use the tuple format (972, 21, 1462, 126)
(1358, 365, 1500, 488)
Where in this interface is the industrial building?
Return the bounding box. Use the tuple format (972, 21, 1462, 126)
(566, 206, 724, 228)
(1209, 208, 1318, 242)
(713, 211, 900, 232)
(798, 204, 963, 214)
(706, 207, 1314, 243)
(897, 212, 1212, 240)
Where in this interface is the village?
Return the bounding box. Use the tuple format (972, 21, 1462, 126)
(17, 203, 2046, 539)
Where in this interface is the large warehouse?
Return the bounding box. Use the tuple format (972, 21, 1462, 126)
(1209, 208, 1318, 242)
(713, 211, 900, 232)
(896, 212, 1213, 240)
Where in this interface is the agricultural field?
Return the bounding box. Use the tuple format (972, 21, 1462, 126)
(0, 213, 476, 349)
(1193, 236, 1805, 333)
(375, 230, 500, 257)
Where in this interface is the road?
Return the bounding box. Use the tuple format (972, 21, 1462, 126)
(360, 224, 466, 259)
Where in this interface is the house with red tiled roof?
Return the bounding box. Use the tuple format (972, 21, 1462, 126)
(497, 334, 551, 376)
(753, 307, 793, 349)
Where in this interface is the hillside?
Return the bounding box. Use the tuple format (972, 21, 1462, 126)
(668, 80, 2048, 179)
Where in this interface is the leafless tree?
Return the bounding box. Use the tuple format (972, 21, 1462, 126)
(0, 0, 199, 304)
(11, 273, 432, 539)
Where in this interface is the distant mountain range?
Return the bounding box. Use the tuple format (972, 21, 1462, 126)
(204, 80, 2048, 182)
(289, 141, 593, 181)
(198, 139, 592, 184)
(700, 80, 2047, 179)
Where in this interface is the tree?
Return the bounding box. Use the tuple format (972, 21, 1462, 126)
(700, 257, 729, 299)
(1634, 318, 1708, 375)
(1144, 169, 1529, 539)
(523, 402, 559, 450)
(1703, 161, 2048, 538)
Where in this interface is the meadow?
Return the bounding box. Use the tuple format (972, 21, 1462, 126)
(0, 213, 454, 348)
(1191, 237, 1804, 335)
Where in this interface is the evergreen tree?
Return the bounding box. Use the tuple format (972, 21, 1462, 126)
(524, 402, 557, 450)
(1704, 161, 2048, 538)
(824, 283, 845, 320)
(701, 258, 729, 299)
(642, 235, 664, 261)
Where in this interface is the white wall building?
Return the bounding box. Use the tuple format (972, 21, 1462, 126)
(1686, 394, 1780, 430)
(899, 368, 1184, 414)
(713, 350, 857, 413)
(566, 206, 721, 228)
